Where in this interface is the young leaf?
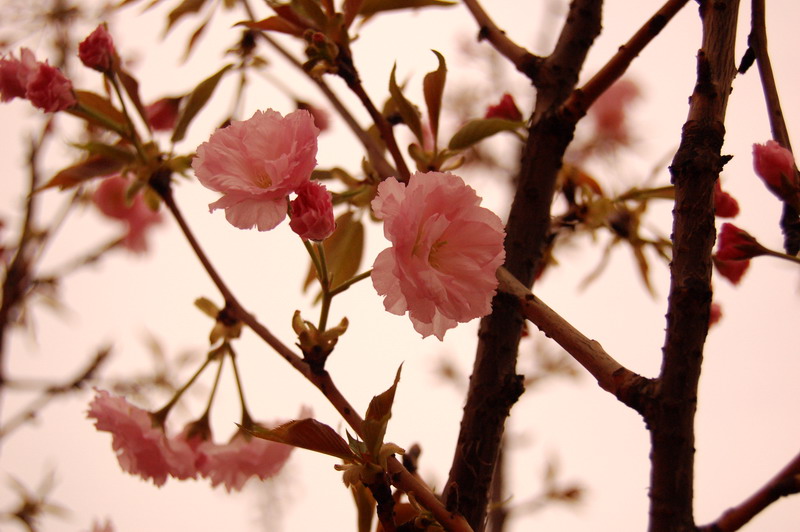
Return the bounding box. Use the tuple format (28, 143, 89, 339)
(239, 16, 305, 36)
(116, 68, 151, 132)
(171, 64, 233, 143)
(303, 211, 364, 292)
(363, 365, 402, 458)
(389, 63, 423, 143)
(247, 418, 357, 461)
(41, 156, 126, 190)
(359, 0, 456, 17)
(166, 0, 206, 34)
(422, 50, 446, 146)
(448, 117, 524, 151)
(343, 0, 366, 28)
(70, 90, 127, 133)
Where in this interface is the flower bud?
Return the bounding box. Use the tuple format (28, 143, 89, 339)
(78, 24, 116, 73)
(484, 93, 522, 121)
(753, 140, 798, 203)
(715, 223, 766, 261)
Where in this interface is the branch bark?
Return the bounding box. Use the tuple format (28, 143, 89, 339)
(443, 2, 603, 529)
(648, 2, 740, 531)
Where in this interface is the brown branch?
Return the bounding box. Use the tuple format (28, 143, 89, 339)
(698, 450, 800, 532)
(495, 267, 653, 412)
(563, 0, 691, 117)
(748, 0, 800, 254)
(461, 0, 542, 79)
(443, 2, 603, 530)
(152, 171, 470, 530)
(649, 2, 740, 531)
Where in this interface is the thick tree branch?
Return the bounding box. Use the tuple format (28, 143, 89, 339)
(496, 267, 653, 412)
(698, 450, 800, 532)
(444, 2, 603, 530)
(649, 2, 740, 531)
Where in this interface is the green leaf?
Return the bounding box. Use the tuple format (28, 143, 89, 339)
(422, 50, 446, 146)
(166, 0, 206, 34)
(363, 365, 402, 457)
(389, 63, 423, 143)
(448, 117, 524, 151)
(247, 418, 356, 461)
(41, 156, 126, 190)
(359, 0, 455, 17)
(171, 64, 233, 143)
(303, 211, 364, 292)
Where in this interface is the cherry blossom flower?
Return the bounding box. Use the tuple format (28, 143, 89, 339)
(590, 79, 640, 146)
(87, 389, 196, 486)
(713, 255, 749, 285)
(192, 109, 319, 231)
(24, 55, 76, 112)
(289, 181, 335, 241)
(716, 223, 766, 261)
(194, 431, 294, 492)
(371, 172, 506, 340)
(713, 181, 739, 218)
(92, 176, 163, 253)
(484, 93, 522, 121)
(752, 140, 798, 202)
(0, 49, 34, 102)
(78, 24, 116, 73)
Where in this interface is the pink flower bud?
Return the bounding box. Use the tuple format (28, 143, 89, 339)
(25, 60, 76, 112)
(484, 93, 522, 121)
(752, 140, 798, 201)
(145, 97, 181, 131)
(289, 181, 335, 241)
(78, 24, 116, 73)
(713, 255, 749, 285)
(0, 51, 32, 102)
(715, 222, 766, 261)
(713, 181, 739, 218)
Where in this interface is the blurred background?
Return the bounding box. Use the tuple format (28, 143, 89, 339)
(0, 1, 799, 530)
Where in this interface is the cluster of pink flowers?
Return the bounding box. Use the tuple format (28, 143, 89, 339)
(88, 389, 296, 491)
(0, 48, 76, 112)
(192, 109, 334, 240)
(92, 176, 163, 253)
(371, 172, 506, 340)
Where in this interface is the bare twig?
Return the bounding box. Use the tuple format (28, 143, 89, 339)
(461, 0, 542, 79)
(698, 450, 800, 532)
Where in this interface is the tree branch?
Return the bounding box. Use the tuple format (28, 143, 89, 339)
(495, 267, 653, 412)
(697, 450, 800, 532)
(443, 2, 603, 529)
(649, 2, 740, 531)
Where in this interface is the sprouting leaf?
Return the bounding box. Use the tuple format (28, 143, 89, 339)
(69, 90, 127, 133)
(194, 297, 219, 318)
(303, 211, 364, 292)
(239, 16, 305, 36)
(183, 15, 213, 61)
(343, 0, 365, 28)
(171, 64, 233, 143)
(448, 117, 524, 151)
(41, 156, 126, 190)
(422, 50, 446, 146)
(116, 68, 150, 132)
(363, 365, 402, 457)
(350, 482, 376, 532)
(389, 63, 423, 142)
(359, 0, 455, 17)
(165, 0, 206, 34)
(291, 0, 328, 30)
(247, 418, 356, 461)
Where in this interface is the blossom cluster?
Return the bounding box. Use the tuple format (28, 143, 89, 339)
(0, 48, 76, 112)
(87, 389, 296, 491)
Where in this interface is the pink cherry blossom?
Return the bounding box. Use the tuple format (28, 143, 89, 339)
(289, 181, 335, 241)
(752, 140, 797, 201)
(590, 79, 640, 145)
(92, 176, 163, 253)
(87, 389, 196, 486)
(715, 222, 766, 261)
(371, 172, 506, 340)
(78, 24, 116, 73)
(195, 431, 294, 492)
(713, 255, 749, 285)
(192, 109, 319, 231)
(0, 51, 32, 102)
(713, 181, 739, 218)
(25, 59, 76, 112)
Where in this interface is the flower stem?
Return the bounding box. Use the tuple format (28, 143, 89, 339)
(328, 269, 373, 297)
(153, 349, 216, 422)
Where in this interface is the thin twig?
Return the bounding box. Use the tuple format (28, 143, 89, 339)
(697, 450, 800, 532)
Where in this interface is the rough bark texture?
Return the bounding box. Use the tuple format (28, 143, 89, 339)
(443, 2, 603, 530)
(648, 2, 740, 531)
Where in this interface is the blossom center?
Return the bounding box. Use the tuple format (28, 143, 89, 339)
(254, 171, 273, 188)
(428, 239, 447, 270)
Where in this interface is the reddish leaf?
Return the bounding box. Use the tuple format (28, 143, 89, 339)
(363, 365, 402, 457)
(359, 0, 455, 17)
(42, 155, 126, 190)
(116, 68, 150, 133)
(422, 50, 446, 147)
(247, 418, 356, 461)
(239, 16, 305, 36)
(389, 63, 423, 143)
(69, 90, 127, 134)
(171, 64, 232, 143)
(166, 0, 206, 34)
